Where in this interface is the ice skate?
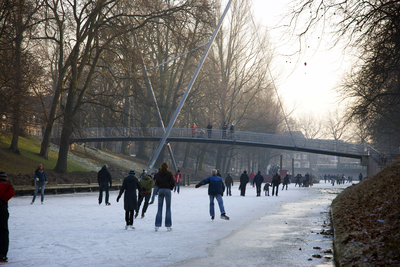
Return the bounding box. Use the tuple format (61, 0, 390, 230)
(220, 213, 229, 220)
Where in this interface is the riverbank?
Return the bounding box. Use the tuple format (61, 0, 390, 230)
(330, 161, 400, 266)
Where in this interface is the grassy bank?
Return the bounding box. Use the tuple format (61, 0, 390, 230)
(330, 161, 400, 266)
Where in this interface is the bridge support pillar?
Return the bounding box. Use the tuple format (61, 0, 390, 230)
(363, 155, 379, 178)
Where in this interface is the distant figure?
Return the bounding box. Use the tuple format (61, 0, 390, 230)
(304, 172, 310, 187)
(0, 172, 15, 263)
(324, 174, 327, 183)
(229, 124, 235, 139)
(97, 164, 112, 205)
(249, 171, 255, 187)
(154, 162, 175, 232)
(117, 170, 142, 230)
(263, 182, 270, 196)
(174, 170, 182, 194)
(222, 122, 227, 139)
(295, 174, 302, 187)
(136, 174, 154, 219)
(140, 170, 147, 180)
(149, 169, 159, 205)
(225, 173, 233, 196)
(31, 164, 48, 205)
(239, 170, 249, 196)
(282, 174, 290, 191)
(191, 123, 197, 137)
(253, 171, 264, 197)
(358, 173, 363, 182)
(216, 170, 222, 177)
(195, 169, 229, 221)
(271, 173, 281, 196)
(207, 122, 212, 138)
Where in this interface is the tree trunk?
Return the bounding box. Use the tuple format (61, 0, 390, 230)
(54, 115, 74, 173)
(182, 143, 191, 168)
(9, 0, 24, 154)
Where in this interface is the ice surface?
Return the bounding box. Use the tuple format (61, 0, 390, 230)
(7, 182, 352, 266)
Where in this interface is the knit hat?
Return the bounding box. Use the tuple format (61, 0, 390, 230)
(38, 164, 44, 170)
(155, 169, 158, 173)
(129, 170, 135, 175)
(0, 172, 7, 180)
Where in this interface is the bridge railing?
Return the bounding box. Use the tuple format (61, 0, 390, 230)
(71, 127, 371, 156)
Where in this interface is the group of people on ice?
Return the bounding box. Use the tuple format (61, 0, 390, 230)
(322, 173, 360, 186)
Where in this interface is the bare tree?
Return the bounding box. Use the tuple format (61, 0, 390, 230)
(296, 111, 323, 139)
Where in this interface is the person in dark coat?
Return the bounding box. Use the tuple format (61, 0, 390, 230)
(117, 170, 142, 230)
(222, 122, 227, 139)
(271, 173, 281, 196)
(31, 164, 48, 204)
(239, 170, 249, 196)
(0, 172, 15, 263)
(154, 162, 175, 232)
(207, 122, 212, 138)
(282, 174, 290, 191)
(295, 174, 302, 187)
(98, 164, 112, 205)
(195, 169, 229, 220)
(253, 171, 264, 197)
(225, 173, 233, 196)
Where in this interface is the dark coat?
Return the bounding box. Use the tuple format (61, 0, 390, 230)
(253, 174, 264, 185)
(271, 174, 281, 186)
(155, 171, 175, 190)
(34, 170, 48, 186)
(283, 175, 290, 185)
(118, 175, 142, 211)
(197, 175, 225, 196)
(98, 166, 112, 185)
(240, 173, 249, 185)
(225, 175, 233, 186)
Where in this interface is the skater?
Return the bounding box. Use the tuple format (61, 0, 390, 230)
(263, 182, 270, 196)
(136, 174, 154, 219)
(207, 122, 212, 138)
(195, 169, 229, 221)
(271, 173, 281, 196)
(154, 162, 175, 232)
(31, 164, 48, 204)
(253, 171, 264, 197)
(0, 172, 15, 263)
(149, 169, 159, 204)
(174, 170, 182, 194)
(116, 170, 142, 230)
(97, 164, 112, 205)
(295, 174, 302, 187)
(282, 173, 290, 191)
(249, 171, 255, 187)
(239, 170, 249, 196)
(225, 173, 233, 196)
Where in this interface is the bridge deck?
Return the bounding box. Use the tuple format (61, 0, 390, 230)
(60, 127, 382, 160)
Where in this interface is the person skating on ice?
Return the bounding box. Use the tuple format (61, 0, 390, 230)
(195, 169, 229, 221)
(31, 164, 47, 204)
(116, 170, 142, 230)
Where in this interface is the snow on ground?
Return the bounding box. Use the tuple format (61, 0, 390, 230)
(7, 182, 353, 266)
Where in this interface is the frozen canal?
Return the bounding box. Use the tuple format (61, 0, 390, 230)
(7, 182, 352, 266)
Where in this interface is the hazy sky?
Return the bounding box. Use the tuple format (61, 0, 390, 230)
(251, 0, 353, 118)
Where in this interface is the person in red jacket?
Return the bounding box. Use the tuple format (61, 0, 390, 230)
(0, 172, 15, 263)
(174, 170, 182, 194)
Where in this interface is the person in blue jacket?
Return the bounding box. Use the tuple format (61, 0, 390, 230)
(195, 169, 229, 221)
(31, 164, 47, 204)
